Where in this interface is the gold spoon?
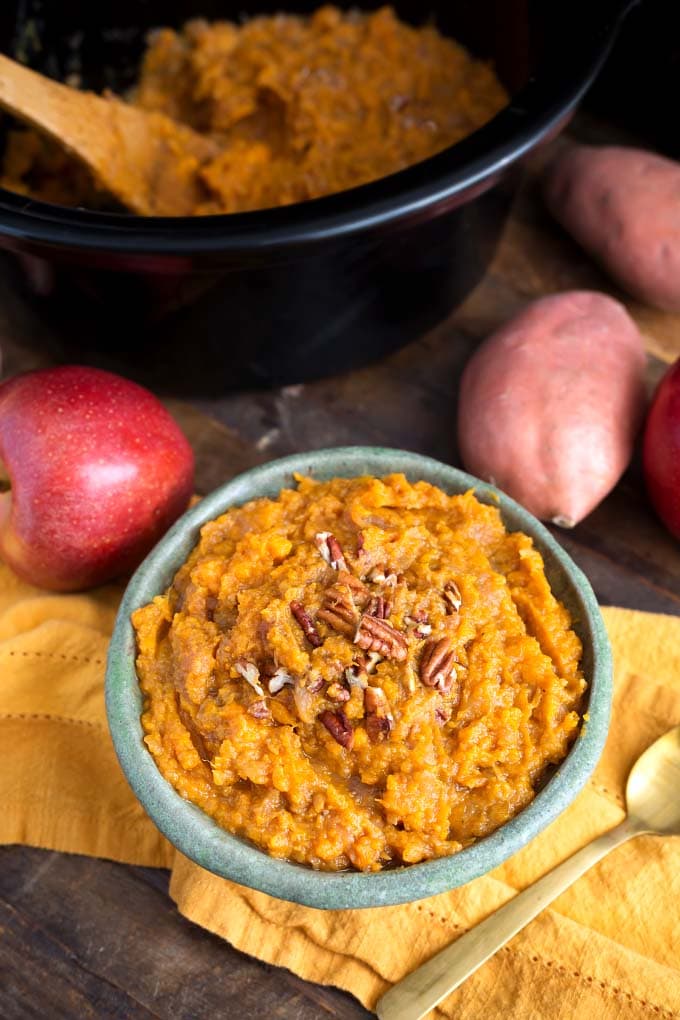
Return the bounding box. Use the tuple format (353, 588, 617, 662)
(376, 724, 680, 1020)
(0, 53, 217, 216)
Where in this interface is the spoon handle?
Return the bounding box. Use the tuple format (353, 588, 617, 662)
(376, 816, 642, 1020)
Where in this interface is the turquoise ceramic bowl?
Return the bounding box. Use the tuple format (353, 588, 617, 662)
(105, 447, 612, 910)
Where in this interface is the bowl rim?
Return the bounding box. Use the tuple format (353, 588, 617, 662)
(0, 2, 632, 254)
(105, 446, 612, 910)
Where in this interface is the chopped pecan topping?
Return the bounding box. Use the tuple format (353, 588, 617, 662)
(345, 661, 369, 689)
(307, 676, 325, 694)
(326, 681, 351, 703)
(364, 686, 394, 742)
(365, 651, 383, 674)
(315, 531, 347, 571)
(319, 709, 354, 749)
(268, 667, 295, 694)
(404, 665, 418, 693)
(234, 659, 264, 696)
(327, 535, 347, 570)
(356, 531, 366, 557)
(315, 531, 333, 564)
(368, 567, 398, 587)
(248, 699, 270, 719)
(419, 638, 457, 691)
(367, 595, 390, 620)
(354, 614, 408, 660)
(443, 580, 462, 613)
(290, 600, 322, 648)
(405, 612, 431, 638)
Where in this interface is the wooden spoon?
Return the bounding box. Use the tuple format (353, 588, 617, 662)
(0, 53, 217, 216)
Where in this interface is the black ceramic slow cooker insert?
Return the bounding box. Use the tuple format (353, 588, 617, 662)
(0, 0, 635, 391)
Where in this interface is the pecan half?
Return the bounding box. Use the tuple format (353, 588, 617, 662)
(364, 686, 394, 742)
(317, 607, 355, 638)
(315, 532, 347, 571)
(318, 587, 358, 638)
(268, 667, 295, 695)
(248, 699, 270, 719)
(290, 600, 322, 648)
(354, 614, 408, 661)
(443, 581, 462, 613)
(319, 709, 354, 749)
(318, 570, 370, 637)
(419, 638, 457, 691)
(234, 659, 264, 696)
(326, 681, 351, 703)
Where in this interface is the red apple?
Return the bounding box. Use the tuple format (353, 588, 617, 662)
(0, 365, 194, 590)
(643, 357, 680, 539)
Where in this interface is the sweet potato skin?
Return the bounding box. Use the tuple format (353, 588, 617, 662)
(457, 291, 647, 526)
(544, 144, 680, 312)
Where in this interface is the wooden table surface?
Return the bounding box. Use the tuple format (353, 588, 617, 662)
(2, 114, 680, 1019)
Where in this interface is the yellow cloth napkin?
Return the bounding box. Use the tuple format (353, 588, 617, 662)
(1, 560, 679, 1019)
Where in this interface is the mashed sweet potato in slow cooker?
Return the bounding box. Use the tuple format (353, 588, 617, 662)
(132, 474, 585, 872)
(1, 6, 507, 213)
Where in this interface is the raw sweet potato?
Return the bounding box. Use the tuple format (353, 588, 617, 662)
(544, 144, 680, 311)
(457, 291, 647, 526)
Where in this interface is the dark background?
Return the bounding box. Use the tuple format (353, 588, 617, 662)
(586, 0, 680, 155)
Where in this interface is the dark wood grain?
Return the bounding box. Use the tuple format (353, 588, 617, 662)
(0, 847, 371, 1020)
(2, 116, 680, 1020)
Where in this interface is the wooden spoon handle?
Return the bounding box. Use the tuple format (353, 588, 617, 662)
(0, 54, 102, 154)
(0, 52, 138, 203)
(0, 53, 215, 215)
(376, 817, 643, 1020)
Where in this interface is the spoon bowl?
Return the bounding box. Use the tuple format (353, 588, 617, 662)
(626, 725, 680, 835)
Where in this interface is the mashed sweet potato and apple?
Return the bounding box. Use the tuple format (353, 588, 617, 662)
(132, 474, 585, 872)
(1, 6, 508, 213)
